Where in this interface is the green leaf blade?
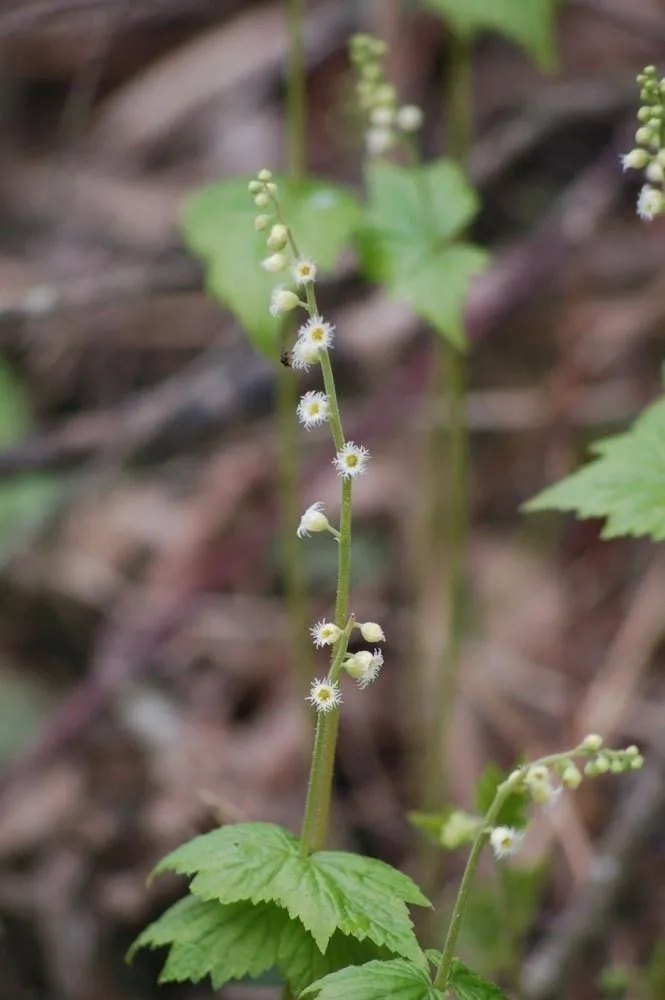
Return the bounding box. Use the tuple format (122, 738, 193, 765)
(420, 0, 557, 70)
(524, 396, 665, 541)
(448, 959, 510, 1000)
(302, 958, 442, 1000)
(182, 177, 360, 357)
(130, 895, 285, 989)
(357, 161, 488, 349)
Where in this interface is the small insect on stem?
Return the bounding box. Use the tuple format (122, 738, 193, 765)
(280, 348, 292, 368)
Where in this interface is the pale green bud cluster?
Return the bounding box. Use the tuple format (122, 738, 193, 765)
(349, 34, 423, 157)
(622, 66, 665, 220)
(582, 743, 644, 777)
(248, 169, 313, 317)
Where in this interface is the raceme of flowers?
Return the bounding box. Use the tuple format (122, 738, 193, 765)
(622, 65, 665, 220)
(487, 735, 644, 862)
(349, 33, 423, 157)
(248, 168, 383, 713)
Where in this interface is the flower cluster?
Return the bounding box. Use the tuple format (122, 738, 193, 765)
(349, 33, 423, 157)
(621, 66, 665, 220)
(248, 168, 382, 714)
(488, 735, 644, 862)
(249, 169, 316, 315)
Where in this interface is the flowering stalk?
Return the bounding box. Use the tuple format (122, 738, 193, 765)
(249, 171, 381, 856)
(432, 737, 644, 990)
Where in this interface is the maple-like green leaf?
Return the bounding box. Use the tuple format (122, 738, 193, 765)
(523, 396, 665, 541)
(420, 0, 556, 70)
(152, 822, 428, 960)
(302, 958, 444, 1000)
(357, 160, 488, 349)
(475, 764, 528, 830)
(447, 959, 510, 1000)
(181, 176, 360, 357)
(130, 893, 395, 994)
(129, 895, 284, 988)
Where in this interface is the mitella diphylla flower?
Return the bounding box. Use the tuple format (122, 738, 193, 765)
(269, 285, 300, 316)
(306, 679, 342, 713)
(310, 620, 342, 647)
(296, 502, 330, 538)
(297, 391, 329, 429)
(343, 649, 383, 689)
(489, 826, 524, 860)
(292, 258, 317, 285)
(333, 442, 370, 478)
(298, 316, 335, 353)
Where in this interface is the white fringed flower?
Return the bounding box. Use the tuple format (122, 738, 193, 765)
(490, 826, 524, 860)
(292, 258, 317, 284)
(297, 391, 329, 429)
(291, 338, 322, 371)
(269, 285, 300, 317)
(310, 620, 342, 647)
(297, 502, 330, 538)
(637, 184, 664, 220)
(333, 441, 370, 478)
(307, 679, 342, 713)
(297, 316, 335, 353)
(344, 649, 383, 689)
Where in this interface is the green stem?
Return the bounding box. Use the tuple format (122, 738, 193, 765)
(296, 293, 353, 856)
(286, 0, 306, 181)
(433, 747, 586, 989)
(299, 613, 354, 855)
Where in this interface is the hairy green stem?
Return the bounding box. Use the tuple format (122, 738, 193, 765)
(296, 284, 353, 855)
(433, 747, 586, 989)
(286, 0, 306, 181)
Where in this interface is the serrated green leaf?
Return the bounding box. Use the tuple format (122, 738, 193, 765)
(280, 924, 394, 995)
(420, 0, 556, 70)
(129, 895, 284, 988)
(475, 764, 528, 830)
(524, 396, 665, 541)
(181, 176, 360, 357)
(357, 161, 488, 349)
(448, 959, 510, 1000)
(153, 822, 428, 959)
(131, 893, 396, 994)
(302, 958, 443, 1000)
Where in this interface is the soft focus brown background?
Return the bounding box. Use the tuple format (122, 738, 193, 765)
(0, 2, 664, 999)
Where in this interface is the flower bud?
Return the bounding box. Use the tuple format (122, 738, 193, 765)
(258, 168, 273, 181)
(359, 622, 385, 643)
(254, 214, 272, 231)
(254, 192, 270, 207)
(581, 733, 603, 753)
(267, 224, 289, 251)
(261, 252, 289, 273)
(396, 104, 424, 132)
(562, 764, 582, 790)
(248, 180, 262, 194)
